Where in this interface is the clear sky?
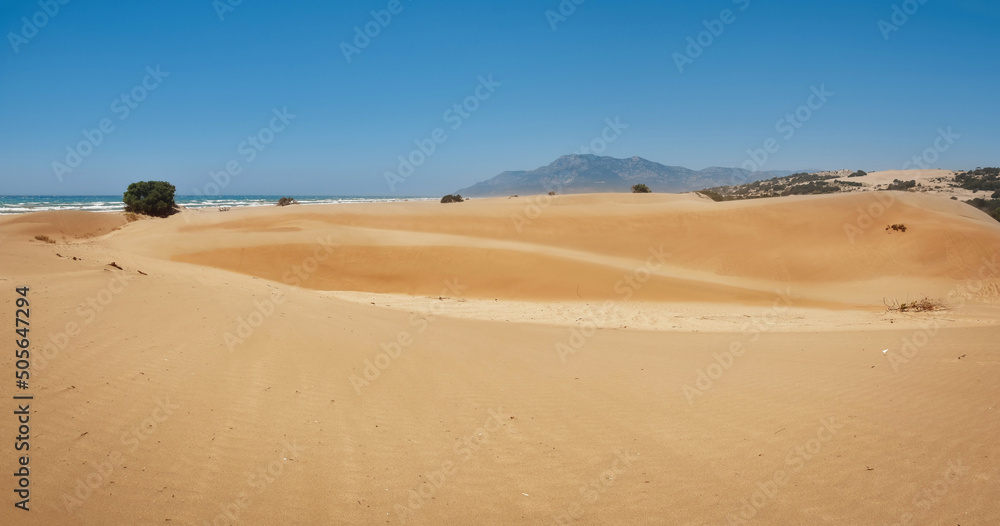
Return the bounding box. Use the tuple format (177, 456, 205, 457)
(1, 0, 998, 196)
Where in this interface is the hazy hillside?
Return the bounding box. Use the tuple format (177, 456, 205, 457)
(456, 155, 795, 196)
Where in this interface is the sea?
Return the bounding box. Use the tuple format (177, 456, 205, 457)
(0, 195, 434, 215)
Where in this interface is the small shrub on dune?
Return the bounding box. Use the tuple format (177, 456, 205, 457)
(34, 234, 55, 244)
(886, 179, 916, 191)
(885, 297, 943, 312)
(277, 197, 299, 206)
(441, 194, 464, 203)
(631, 184, 651, 193)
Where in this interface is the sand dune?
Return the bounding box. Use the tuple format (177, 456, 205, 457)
(118, 191, 1000, 307)
(1, 190, 998, 525)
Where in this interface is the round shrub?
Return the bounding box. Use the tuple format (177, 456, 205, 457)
(123, 181, 178, 217)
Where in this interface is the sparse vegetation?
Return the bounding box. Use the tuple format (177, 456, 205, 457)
(954, 167, 1000, 192)
(441, 194, 464, 203)
(885, 223, 907, 233)
(33, 234, 55, 244)
(782, 181, 840, 195)
(631, 184, 651, 193)
(848, 170, 867, 178)
(124, 212, 143, 222)
(548, 191, 556, 196)
(966, 197, 1000, 222)
(885, 297, 943, 312)
(696, 190, 725, 202)
(886, 179, 917, 191)
(699, 171, 843, 200)
(277, 197, 299, 206)
(123, 181, 178, 218)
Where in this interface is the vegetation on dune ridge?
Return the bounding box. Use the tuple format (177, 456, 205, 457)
(966, 197, 1000, 222)
(696, 171, 855, 200)
(631, 184, 651, 193)
(958, 168, 1000, 222)
(692, 165, 1000, 223)
(955, 167, 1000, 193)
(886, 179, 917, 191)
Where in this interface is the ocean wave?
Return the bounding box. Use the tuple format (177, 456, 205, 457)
(0, 196, 434, 215)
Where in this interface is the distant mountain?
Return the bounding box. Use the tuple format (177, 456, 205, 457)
(456, 155, 797, 196)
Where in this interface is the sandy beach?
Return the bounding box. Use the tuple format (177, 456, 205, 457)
(1, 190, 998, 525)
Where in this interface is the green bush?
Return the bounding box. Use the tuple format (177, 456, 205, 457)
(123, 181, 177, 217)
(277, 197, 299, 206)
(886, 179, 916, 191)
(631, 184, 651, 193)
(781, 181, 840, 195)
(441, 194, 464, 203)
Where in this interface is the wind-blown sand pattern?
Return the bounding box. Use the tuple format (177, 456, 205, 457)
(1, 191, 998, 525)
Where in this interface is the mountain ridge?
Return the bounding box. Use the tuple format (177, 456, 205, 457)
(456, 154, 799, 196)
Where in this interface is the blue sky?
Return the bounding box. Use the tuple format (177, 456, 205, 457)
(1, 0, 998, 196)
